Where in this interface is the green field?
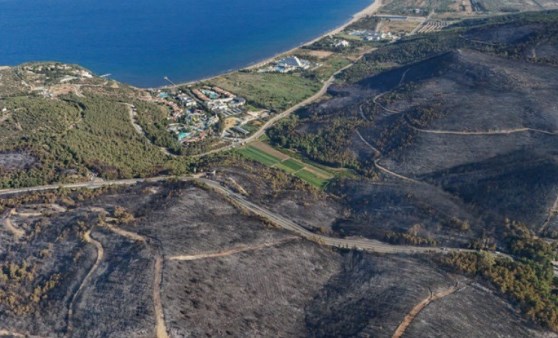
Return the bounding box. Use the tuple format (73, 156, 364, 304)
(274, 162, 298, 174)
(282, 159, 305, 171)
(238, 144, 334, 189)
(211, 72, 322, 111)
(238, 146, 281, 167)
(294, 169, 329, 189)
(313, 56, 352, 81)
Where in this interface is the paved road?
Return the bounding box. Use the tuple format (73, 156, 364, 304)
(193, 48, 375, 159)
(0, 175, 210, 197)
(199, 178, 474, 255)
(192, 69, 342, 158)
(0, 174, 503, 257)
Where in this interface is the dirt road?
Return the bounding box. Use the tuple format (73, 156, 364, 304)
(2, 209, 25, 239)
(153, 255, 169, 338)
(102, 222, 146, 242)
(125, 104, 176, 157)
(101, 221, 167, 338)
(355, 130, 421, 184)
(67, 230, 104, 335)
(169, 237, 298, 261)
(410, 125, 558, 136)
(392, 283, 463, 338)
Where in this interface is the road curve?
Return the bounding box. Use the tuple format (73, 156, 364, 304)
(66, 230, 104, 335)
(193, 48, 375, 159)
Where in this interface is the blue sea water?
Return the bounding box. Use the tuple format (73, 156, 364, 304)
(0, 0, 372, 87)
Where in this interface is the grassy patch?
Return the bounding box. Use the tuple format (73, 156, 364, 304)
(313, 56, 352, 81)
(211, 72, 321, 111)
(238, 146, 281, 166)
(282, 159, 305, 171)
(294, 169, 329, 188)
(238, 143, 335, 189)
(273, 162, 298, 174)
(270, 145, 336, 177)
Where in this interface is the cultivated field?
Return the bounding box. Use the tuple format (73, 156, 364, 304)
(238, 142, 334, 188)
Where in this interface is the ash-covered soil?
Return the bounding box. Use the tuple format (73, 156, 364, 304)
(69, 226, 155, 338)
(211, 159, 344, 233)
(365, 50, 558, 236)
(273, 19, 558, 245)
(0, 153, 36, 172)
(1, 182, 552, 337)
(329, 179, 480, 247)
(163, 240, 340, 337)
(406, 283, 548, 338)
(305, 253, 455, 337)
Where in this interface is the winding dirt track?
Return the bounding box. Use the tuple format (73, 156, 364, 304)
(125, 104, 176, 158)
(0, 329, 25, 337)
(66, 230, 104, 335)
(169, 237, 298, 261)
(102, 222, 168, 338)
(392, 283, 464, 338)
(2, 209, 25, 239)
(153, 256, 169, 338)
(102, 222, 146, 242)
(369, 65, 558, 138)
(355, 130, 421, 184)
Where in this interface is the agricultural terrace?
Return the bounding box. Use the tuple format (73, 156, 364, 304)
(238, 142, 334, 189)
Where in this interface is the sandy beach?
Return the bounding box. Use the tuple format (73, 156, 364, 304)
(244, 0, 383, 70)
(161, 0, 382, 89)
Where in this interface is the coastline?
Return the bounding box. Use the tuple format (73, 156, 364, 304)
(156, 0, 382, 90)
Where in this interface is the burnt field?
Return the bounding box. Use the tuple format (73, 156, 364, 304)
(0, 182, 551, 337)
(0, 153, 36, 172)
(264, 14, 558, 248)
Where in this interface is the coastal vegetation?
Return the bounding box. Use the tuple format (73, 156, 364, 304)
(131, 100, 185, 155)
(211, 72, 322, 112)
(0, 76, 191, 188)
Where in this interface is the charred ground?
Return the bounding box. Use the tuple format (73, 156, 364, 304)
(0, 181, 550, 337)
(267, 11, 558, 247)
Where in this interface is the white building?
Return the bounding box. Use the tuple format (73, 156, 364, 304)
(276, 56, 311, 73)
(334, 40, 350, 48)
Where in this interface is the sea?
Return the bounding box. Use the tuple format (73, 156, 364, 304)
(0, 0, 372, 87)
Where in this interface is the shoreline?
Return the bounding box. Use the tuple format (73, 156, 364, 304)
(155, 0, 382, 90)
